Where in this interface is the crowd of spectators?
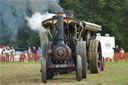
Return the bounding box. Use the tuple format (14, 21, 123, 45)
(26, 46, 42, 62)
(0, 46, 42, 62)
(0, 46, 15, 62)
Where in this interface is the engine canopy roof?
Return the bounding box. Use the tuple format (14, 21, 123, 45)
(42, 16, 102, 31)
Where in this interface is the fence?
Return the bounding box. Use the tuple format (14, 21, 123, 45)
(0, 53, 40, 62)
(0, 52, 128, 62)
(105, 52, 128, 62)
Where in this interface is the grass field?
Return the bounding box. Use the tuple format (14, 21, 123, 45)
(0, 62, 128, 85)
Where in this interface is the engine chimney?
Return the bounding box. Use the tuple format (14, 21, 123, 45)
(56, 12, 64, 44)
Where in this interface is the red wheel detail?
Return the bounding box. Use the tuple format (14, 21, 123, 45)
(102, 57, 105, 71)
(55, 47, 67, 59)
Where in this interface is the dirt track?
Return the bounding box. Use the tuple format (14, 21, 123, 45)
(0, 62, 128, 85)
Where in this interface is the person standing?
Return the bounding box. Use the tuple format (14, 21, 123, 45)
(32, 46, 37, 62)
(5, 47, 10, 62)
(36, 47, 42, 61)
(114, 45, 120, 53)
(27, 47, 32, 62)
(10, 46, 15, 62)
(119, 48, 125, 60)
(113, 45, 120, 62)
(1, 48, 6, 62)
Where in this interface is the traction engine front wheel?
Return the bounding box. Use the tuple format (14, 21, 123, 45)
(41, 57, 47, 83)
(76, 55, 82, 81)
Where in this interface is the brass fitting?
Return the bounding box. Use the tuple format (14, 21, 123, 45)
(57, 12, 64, 16)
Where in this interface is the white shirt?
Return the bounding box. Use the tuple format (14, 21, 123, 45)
(10, 49, 15, 55)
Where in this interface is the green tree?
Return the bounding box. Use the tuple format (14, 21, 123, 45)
(26, 31, 40, 47)
(60, 0, 128, 51)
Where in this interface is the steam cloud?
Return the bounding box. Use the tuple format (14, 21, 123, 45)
(0, 0, 63, 45)
(26, 12, 55, 32)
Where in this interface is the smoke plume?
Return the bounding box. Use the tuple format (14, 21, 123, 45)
(0, 0, 63, 45)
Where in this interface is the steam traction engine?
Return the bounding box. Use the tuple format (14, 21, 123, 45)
(40, 12, 105, 83)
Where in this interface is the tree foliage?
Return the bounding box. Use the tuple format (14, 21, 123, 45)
(60, 0, 128, 51)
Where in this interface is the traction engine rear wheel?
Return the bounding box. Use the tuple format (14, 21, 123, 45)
(89, 40, 102, 73)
